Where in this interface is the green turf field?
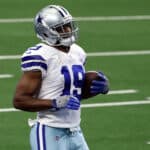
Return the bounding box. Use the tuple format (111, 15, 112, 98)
(0, 0, 150, 150)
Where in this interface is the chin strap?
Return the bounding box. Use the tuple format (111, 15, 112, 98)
(42, 35, 76, 47)
(60, 36, 75, 46)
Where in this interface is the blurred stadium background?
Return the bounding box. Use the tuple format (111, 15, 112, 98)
(0, 0, 150, 149)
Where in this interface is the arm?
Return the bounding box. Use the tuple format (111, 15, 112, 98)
(13, 71, 52, 112)
(13, 71, 80, 112)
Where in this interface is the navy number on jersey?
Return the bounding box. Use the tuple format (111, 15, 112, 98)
(61, 65, 84, 100)
(25, 45, 42, 54)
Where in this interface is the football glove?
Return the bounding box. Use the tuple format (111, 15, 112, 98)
(90, 72, 109, 94)
(52, 95, 80, 110)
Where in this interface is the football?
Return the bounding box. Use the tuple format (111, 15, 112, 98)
(82, 71, 101, 99)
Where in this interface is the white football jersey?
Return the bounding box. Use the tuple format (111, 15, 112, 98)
(21, 43, 86, 128)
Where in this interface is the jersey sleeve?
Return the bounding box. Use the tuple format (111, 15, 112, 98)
(21, 54, 47, 78)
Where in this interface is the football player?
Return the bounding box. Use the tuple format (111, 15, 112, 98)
(13, 5, 109, 150)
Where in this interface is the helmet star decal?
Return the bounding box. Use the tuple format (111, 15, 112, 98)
(37, 16, 42, 23)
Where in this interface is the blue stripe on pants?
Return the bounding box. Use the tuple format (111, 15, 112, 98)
(30, 123, 89, 150)
(36, 123, 40, 150)
(42, 125, 46, 150)
(36, 122, 46, 150)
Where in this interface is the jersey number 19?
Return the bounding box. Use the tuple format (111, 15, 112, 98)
(61, 65, 84, 100)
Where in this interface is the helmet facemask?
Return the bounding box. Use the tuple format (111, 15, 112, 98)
(50, 20, 78, 47)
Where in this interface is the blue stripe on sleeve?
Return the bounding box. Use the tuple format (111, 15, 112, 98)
(21, 62, 47, 70)
(22, 55, 45, 62)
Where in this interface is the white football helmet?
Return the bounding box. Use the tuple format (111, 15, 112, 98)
(34, 5, 78, 47)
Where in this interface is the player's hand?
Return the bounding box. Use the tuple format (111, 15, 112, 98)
(90, 72, 109, 94)
(52, 96, 80, 110)
(65, 96, 80, 110)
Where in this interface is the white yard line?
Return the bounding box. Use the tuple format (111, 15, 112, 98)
(87, 50, 150, 57)
(0, 74, 13, 78)
(0, 50, 150, 60)
(108, 89, 137, 95)
(1, 99, 150, 112)
(81, 100, 150, 108)
(76, 15, 150, 21)
(1, 15, 150, 23)
(0, 18, 33, 23)
(146, 141, 150, 144)
(0, 55, 20, 60)
(0, 108, 20, 112)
